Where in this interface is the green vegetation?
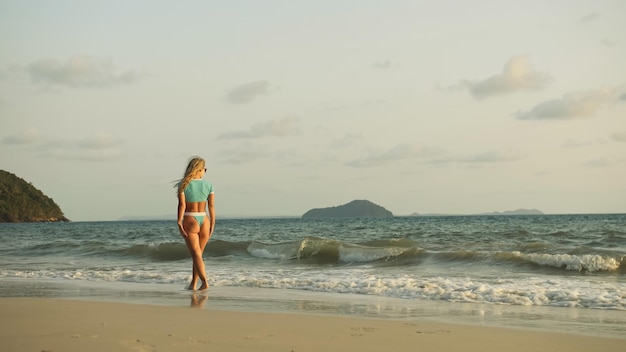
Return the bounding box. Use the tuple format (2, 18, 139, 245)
(0, 170, 69, 222)
(302, 200, 393, 219)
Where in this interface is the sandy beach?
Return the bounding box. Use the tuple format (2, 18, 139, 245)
(2, 297, 623, 352)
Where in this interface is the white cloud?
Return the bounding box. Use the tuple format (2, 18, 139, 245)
(585, 158, 613, 168)
(347, 143, 442, 167)
(4, 130, 123, 161)
(38, 147, 123, 162)
(224, 80, 270, 104)
(516, 86, 625, 120)
(217, 143, 269, 164)
(348, 144, 522, 168)
(459, 149, 522, 163)
(612, 132, 626, 142)
(23, 55, 137, 88)
(601, 38, 617, 47)
(578, 13, 600, 24)
(77, 133, 123, 150)
(218, 117, 300, 139)
(373, 60, 392, 69)
(331, 133, 361, 148)
(2, 128, 43, 145)
(460, 55, 551, 99)
(430, 149, 522, 165)
(562, 138, 597, 148)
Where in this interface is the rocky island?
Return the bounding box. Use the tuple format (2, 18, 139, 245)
(0, 170, 69, 222)
(302, 200, 393, 219)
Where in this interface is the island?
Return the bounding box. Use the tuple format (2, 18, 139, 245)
(478, 209, 544, 216)
(410, 208, 544, 216)
(302, 200, 394, 219)
(0, 170, 70, 222)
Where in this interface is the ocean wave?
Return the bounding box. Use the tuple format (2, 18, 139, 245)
(212, 272, 626, 310)
(111, 237, 624, 272)
(3, 268, 624, 310)
(246, 237, 420, 264)
(120, 242, 189, 261)
(515, 252, 623, 272)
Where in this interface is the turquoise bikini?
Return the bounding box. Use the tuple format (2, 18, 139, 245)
(182, 179, 213, 226)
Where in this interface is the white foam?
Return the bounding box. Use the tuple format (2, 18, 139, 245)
(207, 268, 626, 310)
(516, 252, 622, 272)
(2, 264, 624, 310)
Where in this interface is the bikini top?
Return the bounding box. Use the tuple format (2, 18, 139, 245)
(182, 179, 214, 202)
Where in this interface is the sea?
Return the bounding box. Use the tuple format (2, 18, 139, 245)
(1, 214, 625, 338)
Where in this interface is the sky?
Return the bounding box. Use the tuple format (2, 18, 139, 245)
(1, 1, 625, 221)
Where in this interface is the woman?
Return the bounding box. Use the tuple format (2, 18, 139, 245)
(176, 157, 215, 290)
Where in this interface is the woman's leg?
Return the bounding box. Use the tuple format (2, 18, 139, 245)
(196, 216, 211, 289)
(189, 216, 211, 289)
(182, 216, 207, 290)
(184, 232, 208, 290)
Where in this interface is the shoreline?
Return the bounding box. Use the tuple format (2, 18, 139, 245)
(2, 297, 624, 352)
(2, 278, 625, 341)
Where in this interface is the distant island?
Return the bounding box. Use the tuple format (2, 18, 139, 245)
(302, 200, 394, 219)
(0, 170, 70, 223)
(411, 208, 544, 216)
(478, 209, 543, 216)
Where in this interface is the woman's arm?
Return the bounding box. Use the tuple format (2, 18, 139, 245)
(207, 193, 215, 236)
(177, 192, 188, 237)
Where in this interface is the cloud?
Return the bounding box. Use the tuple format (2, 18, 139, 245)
(459, 149, 522, 163)
(224, 80, 270, 104)
(2, 128, 43, 145)
(562, 138, 597, 148)
(585, 158, 612, 168)
(578, 13, 600, 24)
(23, 55, 137, 88)
(430, 149, 522, 165)
(331, 133, 361, 148)
(460, 55, 551, 99)
(373, 60, 392, 69)
(515, 86, 625, 120)
(347, 143, 442, 167)
(218, 117, 300, 139)
(217, 143, 269, 164)
(601, 38, 617, 47)
(348, 144, 522, 168)
(4, 129, 123, 161)
(39, 133, 124, 161)
(612, 132, 626, 142)
(77, 133, 123, 150)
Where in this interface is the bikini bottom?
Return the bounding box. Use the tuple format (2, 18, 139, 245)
(184, 212, 206, 227)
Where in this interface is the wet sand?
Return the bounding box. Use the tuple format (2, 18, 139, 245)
(2, 297, 623, 352)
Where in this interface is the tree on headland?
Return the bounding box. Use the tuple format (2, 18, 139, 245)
(0, 170, 69, 222)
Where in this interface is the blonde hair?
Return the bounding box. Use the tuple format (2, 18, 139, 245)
(175, 156, 205, 194)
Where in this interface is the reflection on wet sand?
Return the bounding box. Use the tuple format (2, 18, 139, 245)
(190, 292, 208, 308)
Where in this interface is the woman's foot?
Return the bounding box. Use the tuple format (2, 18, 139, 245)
(187, 281, 197, 290)
(198, 281, 209, 290)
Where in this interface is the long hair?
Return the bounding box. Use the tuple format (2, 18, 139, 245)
(175, 156, 205, 194)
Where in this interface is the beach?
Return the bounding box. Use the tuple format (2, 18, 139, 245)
(2, 296, 623, 352)
(1, 216, 624, 350)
